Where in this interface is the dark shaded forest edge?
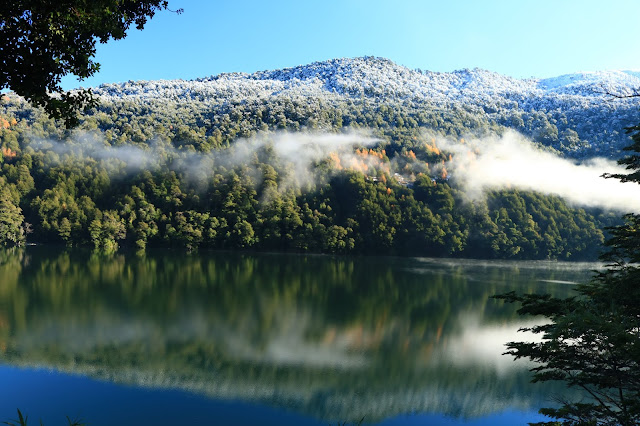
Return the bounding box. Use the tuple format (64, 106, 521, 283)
(0, 94, 617, 259)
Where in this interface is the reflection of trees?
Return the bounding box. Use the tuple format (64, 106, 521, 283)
(0, 248, 590, 421)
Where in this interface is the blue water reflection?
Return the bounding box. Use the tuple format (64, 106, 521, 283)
(0, 249, 592, 425)
(0, 367, 547, 425)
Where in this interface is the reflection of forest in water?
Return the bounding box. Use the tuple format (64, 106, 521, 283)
(0, 248, 595, 422)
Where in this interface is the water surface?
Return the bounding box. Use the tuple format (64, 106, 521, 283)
(0, 248, 596, 425)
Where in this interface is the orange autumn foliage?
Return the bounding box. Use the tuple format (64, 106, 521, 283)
(405, 150, 417, 160)
(0, 117, 17, 129)
(441, 166, 448, 180)
(328, 152, 343, 170)
(1, 147, 17, 159)
(425, 140, 441, 155)
(355, 148, 385, 160)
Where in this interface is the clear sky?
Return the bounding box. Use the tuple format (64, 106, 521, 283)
(61, 0, 640, 90)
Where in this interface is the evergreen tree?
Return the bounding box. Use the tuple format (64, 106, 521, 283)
(0, 186, 24, 245)
(496, 128, 640, 425)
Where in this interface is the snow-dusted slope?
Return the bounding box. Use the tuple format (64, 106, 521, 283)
(90, 57, 640, 158)
(93, 56, 639, 106)
(538, 70, 640, 96)
(93, 57, 533, 105)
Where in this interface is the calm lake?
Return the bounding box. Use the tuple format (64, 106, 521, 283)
(0, 248, 597, 425)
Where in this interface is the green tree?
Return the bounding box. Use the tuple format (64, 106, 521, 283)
(0, 0, 178, 125)
(496, 129, 640, 425)
(88, 210, 125, 252)
(0, 186, 24, 245)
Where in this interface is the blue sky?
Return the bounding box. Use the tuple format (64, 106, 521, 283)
(62, 0, 640, 89)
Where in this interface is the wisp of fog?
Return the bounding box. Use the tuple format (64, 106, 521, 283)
(29, 130, 381, 192)
(438, 130, 640, 213)
(28, 129, 640, 213)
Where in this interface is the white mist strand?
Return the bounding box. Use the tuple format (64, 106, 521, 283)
(440, 131, 640, 213)
(28, 130, 380, 192)
(27, 128, 640, 212)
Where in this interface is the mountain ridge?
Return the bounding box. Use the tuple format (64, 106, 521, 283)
(0, 57, 624, 257)
(94, 56, 640, 102)
(85, 56, 640, 159)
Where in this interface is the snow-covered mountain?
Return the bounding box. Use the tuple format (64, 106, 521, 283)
(539, 70, 640, 96)
(90, 57, 640, 158)
(93, 57, 640, 104)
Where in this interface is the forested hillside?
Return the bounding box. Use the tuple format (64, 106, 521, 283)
(0, 57, 629, 259)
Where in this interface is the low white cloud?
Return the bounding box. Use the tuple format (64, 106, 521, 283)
(437, 131, 640, 213)
(28, 130, 380, 192)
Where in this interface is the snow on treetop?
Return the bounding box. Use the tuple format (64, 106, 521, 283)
(538, 70, 640, 96)
(81, 57, 640, 159)
(92, 56, 640, 111)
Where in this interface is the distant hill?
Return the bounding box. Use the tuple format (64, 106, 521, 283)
(87, 56, 640, 158)
(0, 57, 629, 257)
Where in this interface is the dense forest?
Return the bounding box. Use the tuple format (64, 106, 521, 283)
(0, 80, 619, 259)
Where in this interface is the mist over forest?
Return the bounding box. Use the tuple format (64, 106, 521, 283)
(0, 57, 634, 259)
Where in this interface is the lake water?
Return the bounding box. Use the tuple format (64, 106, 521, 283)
(0, 248, 597, 425)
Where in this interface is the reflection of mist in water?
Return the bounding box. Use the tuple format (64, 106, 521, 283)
(414, 256, 603, 270)
(408, 257, 598, 287)
(0, 248, 586, 422)
(209, 309, 369, 369)
(537, 279, 580, 284)
(433, 315, 545, 376)
(9, 305, 369, 369)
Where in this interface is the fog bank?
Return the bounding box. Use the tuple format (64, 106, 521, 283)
(438, 131, 640, 213)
